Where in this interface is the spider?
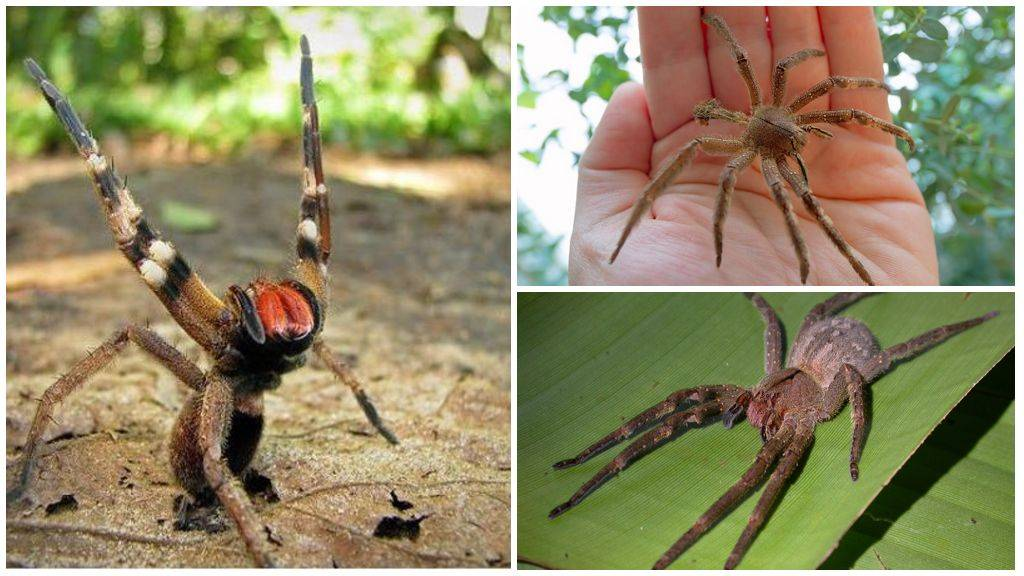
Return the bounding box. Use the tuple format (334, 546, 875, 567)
(10, 37, 398, 567)
(608, 14, 916, 286)
(548, 293, 996, 569)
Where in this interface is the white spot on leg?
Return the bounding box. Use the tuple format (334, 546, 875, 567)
(87, 153, 108, 173)
(298, 219, 319, 243)
(316, 183, 327, 196)
(148, 240, 176, 265)
(139, 259, 167, 288)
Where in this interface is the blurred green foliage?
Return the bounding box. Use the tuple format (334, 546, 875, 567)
(518, 200, 568, 285)
(518, 6, 1014, 286)
(7, 6, 510, 158)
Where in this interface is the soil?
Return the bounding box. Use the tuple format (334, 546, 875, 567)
(5, 150, 511, 567)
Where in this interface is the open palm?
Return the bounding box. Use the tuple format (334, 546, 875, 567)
(569, 7, 938, 285)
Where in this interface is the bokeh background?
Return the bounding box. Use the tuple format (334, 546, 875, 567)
(517, 6, 1014, 286)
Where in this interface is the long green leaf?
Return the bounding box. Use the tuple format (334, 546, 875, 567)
(824, 351, 1013, 569)
(517, 293, 1013, 569)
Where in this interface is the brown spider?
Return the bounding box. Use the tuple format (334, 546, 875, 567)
(548, 293, 996, 569)
(11, 37, 398, 567)
(609, 14, 916, 285)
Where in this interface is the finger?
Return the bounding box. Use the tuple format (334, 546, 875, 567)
(767, 6, 829, 111)
(579, 81, 654, 174)
(704, 7, 772, 113)
(637, 7, 711, 139)
(819, 7, 891, 117)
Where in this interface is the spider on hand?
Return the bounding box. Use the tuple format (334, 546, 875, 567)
(11, 37, 398, 567)
(609, 14, 915, 285)
(549, 293, 995, 569)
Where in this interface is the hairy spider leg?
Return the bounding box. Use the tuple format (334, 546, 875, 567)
(10, 324, 204, 501)
(552, 385, 743, 470)
(313, 341, 399, 444)
(801, 293, 869, 329)
(294, 37, 398, 445)
(703, 13, 762, 108)
(724, 421, 815, 569)
(295, 35, 332, 307)
(743, 293, 784, 373)
(771, 48, 825, 107)
(863, 311, 1000, 381)
(796, 110, 916, 152)
(787, 76, 890, 113)
(24, 60, 229, 352)
(610, 137, 745, 264)
(838, 364, 868, 480)
(550, 396, 738, 519)
(777, 161, 875, 285)
(199, 374, 277, 567)
(761, 158, 810, 284)
(713, 150, 757, 268)
(653, 423, 795, 569)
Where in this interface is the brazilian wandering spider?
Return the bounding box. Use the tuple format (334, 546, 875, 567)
(548, 293, 996, 569)
(10, 37, 398, 567)
(609, 14, 915, 285)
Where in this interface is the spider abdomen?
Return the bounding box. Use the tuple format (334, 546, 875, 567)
(788, 317, 880, 389)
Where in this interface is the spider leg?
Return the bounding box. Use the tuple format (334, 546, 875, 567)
(294, 36, 332, 310)
(796, 109, 916, 152)
(549, 397, 735, 519)
(777, 160, 874, 285)
(609, 137, 744, 264)
(862, 311, 999, 381)
(200, 374, 277, 567)
(771, 48, 825, 106)
(761, 158, 810, 284)
(10, 324, 205, 502)
(693, 98, 749, 126)
(312, 340, 399, 445)
(743, 294, 784, 373)
(713, 150, 757, 268)
(24, 60, 229, 353)
(787, 76, 889, 113)
(702, 14, 762, 108)
(804, 125, 834, 139)
(653, 423, 795, 569)
(724, 421, 814, 569)
(553, 385, 743, 469)
(838, 364, 869, 481)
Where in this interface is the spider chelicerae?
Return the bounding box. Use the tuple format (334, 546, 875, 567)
(10, 37, 397, 567)
(548, 293, 996, 569)
(609, 14, 916, 286)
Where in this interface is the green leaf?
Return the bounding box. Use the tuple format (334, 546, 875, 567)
(518, 89, 539, 109)
(159, 200, 219, 233)
(920, 18, 950, 40)
(518, 293, 1013, 569)
(519, 149, 541, 165)
(940, 94, 962, 122)
(905, 37, 947, 63)
(823, 352, 1013, 569)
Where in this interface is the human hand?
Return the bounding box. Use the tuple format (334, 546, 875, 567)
(569, 7, 938, 285)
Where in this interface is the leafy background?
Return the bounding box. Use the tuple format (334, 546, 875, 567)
(517, 6, 1014, 286)
(517, 293, 1013, 569)
(7, 6, 511, 158)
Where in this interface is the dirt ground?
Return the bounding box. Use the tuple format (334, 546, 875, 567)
(5, 149, 511, 567)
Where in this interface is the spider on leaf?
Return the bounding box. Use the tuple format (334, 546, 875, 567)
(609, 14, 916, 285)
(10, 37, 398, 568)
(548, 293, 995, 569)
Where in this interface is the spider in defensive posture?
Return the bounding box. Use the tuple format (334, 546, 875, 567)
(11, 37, 397, 567)
(609, 14, 916, 285)
(549, 293, 996, 569)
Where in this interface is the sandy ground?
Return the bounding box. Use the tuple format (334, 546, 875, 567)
(5, 151, 511, 567)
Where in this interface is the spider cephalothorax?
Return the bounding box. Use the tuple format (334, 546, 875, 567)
(549, 293, 995, 569)
(609, 14, 916, 285)
(12, 37, 397, 568)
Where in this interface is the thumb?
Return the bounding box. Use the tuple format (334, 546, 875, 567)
(579, 81, 654, 173)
